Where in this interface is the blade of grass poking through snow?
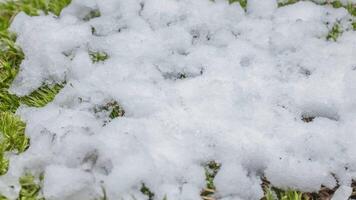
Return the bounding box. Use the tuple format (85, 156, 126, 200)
(201, 161, 220, 200)
(89, 51, 109, 63)
(278, 0, 299, 7)
(140, 183, 155, 200)
(327, 23, 342, 41)
(20, 83, 64, 107)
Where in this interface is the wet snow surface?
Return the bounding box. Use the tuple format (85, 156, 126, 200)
(2, 0, 356, 199)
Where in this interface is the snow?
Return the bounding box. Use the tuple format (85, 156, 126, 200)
(1, 0, 356, 199)
(331, 185, 353, 200)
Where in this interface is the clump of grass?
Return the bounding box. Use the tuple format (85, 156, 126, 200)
(278, 0, 299, 7)
(229, 0, 247, 9)
(0, 112, 29, 175)
(83, 9, 101, 21)
(327, 23, 342, 41)
(140, 183, 155, 200)
(0, 112, 28, 153)
(0, 146, 9, 176)
(89, 51, 109, 63)
(20, 83, 64, 107)
(0, 90, 20, 113)
(95, 100, 125, 120)
(0, 0, 71, 19)
(201, 161, 221, 199)
(108, 101, 125, 119)
(18, 173, 45, 200)
(265, 188, 303, 200)
(345, 3, 356, 16)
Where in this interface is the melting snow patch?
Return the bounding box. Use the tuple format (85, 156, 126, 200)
(2, 0, 356, 199)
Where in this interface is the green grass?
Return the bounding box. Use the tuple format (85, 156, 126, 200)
(94, 100, 125, 122)
(0, 112, 28, 175)
(18, 173, 44, 200)
(89, 51, 109, 63)
(229, 0, 247, 9)
(0, 0, 71, 198)
(201, 161, 221, 199)
(140, 183, 155, 200)
(265, 189, 303, 200)
(0, 0, 355, 200)
(20, 83, 64, 107)
(326, 23, 342, 41)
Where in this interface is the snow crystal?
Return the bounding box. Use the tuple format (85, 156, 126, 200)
(1, 0, 356, 199)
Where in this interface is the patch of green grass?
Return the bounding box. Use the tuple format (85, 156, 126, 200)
(345, 3, 356, 16)
(89, 51, 109, 63)
(0, 112, 28, 154)
(327, 23, 342, 41)
(18, 173, 45, 200)
(0, 0, 71, 20)
(265, 188, 303, 200)
(0, 112, 29, 175)
(229, 0, 247, 9)
(0, 146, 9, 176)
(278, 0, 299, 7)
(0, 90, 20, 113)
(0, 0, 71, 190)
(20, 83, 64, 107)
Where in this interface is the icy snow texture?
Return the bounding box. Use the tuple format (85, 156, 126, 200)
(1, 0, 356, 199)
(331, 185, 353, 200)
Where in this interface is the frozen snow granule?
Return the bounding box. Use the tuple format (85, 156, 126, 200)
(331, 185, 352, 200)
